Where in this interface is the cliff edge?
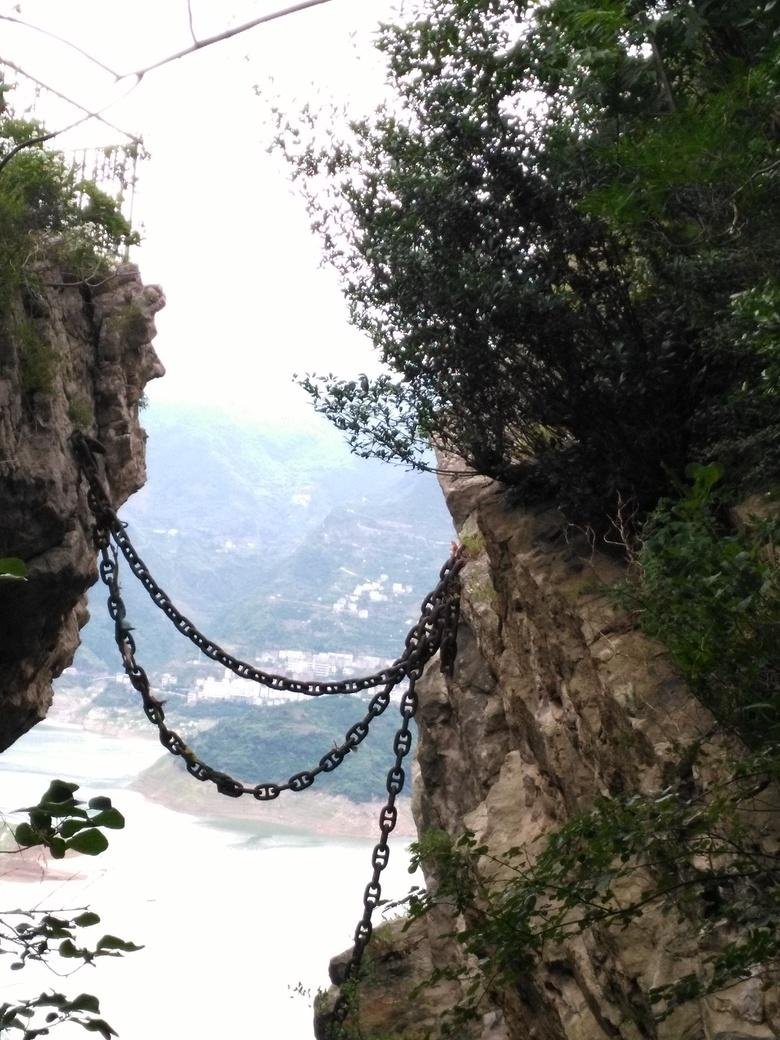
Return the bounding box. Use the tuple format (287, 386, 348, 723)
(0, 262, 164, 751)
(316, 468, 779, 1040)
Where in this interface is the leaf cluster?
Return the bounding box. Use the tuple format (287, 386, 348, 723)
(0, 781, 142, 1040)
(9, 779, 125, 860)
(1, 991, 117, 1040)
(625, 463, 780, 746)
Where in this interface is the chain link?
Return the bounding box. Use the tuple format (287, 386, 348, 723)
(75, 428, 455, 698)
(73, 431, 463, 796)
(72, 431, 463, 1036)
(94, 539, 461, 798)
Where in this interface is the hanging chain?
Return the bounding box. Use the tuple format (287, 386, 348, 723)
(72, 431, 463, 1034)
(73, 431, 463, 799)
(328, 666, 424, 1036)
(73, 431, 444, 697)
(95, 541, 460, 798)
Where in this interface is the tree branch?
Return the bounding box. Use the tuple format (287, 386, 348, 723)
(0, 58, 138, 143)
(649, 35, 677, 113)
(121, 0, 335, 81)
(0, 15, 119, 78)
(0, 128, 58, 173)
(186, 0, 198, 46)
(0, 0, 333, 169)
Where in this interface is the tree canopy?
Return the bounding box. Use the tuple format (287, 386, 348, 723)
(278, 0, 779, 522)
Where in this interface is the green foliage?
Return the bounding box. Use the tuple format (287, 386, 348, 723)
(696, 280, 780, 489)
(0, 114, 138, 311)
(68, 397, 94, 431)
(194, 697, 411, 803)
(0, 782, 141, 1039)
(0, 557, 27, 580)
(627, 464, 780, 745)
(405, 745, 780, 1029)
(17, 318, 57, 395)
(106, 302, 147, 349)
(10, 779, 126, 862)
(277, 0, 780, 522)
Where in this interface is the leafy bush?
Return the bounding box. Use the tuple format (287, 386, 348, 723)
(405, 746, 780, 1032)
(627, 464, 780, 746)
(0, 115, 138, 311)
(16, 317, 57, 395)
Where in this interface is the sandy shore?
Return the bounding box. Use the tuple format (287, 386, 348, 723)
(130, 753, 417, 840)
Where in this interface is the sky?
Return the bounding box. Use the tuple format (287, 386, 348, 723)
(2, 0, 403, 424)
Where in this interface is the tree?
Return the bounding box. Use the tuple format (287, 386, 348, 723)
(277, 0, 780, 523)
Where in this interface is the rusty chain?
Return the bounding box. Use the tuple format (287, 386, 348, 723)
(74, 431, 449, 698)
(95, 541, 461, 799)
(72, 432, 463, 1032)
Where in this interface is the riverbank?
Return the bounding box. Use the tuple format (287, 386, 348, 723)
(44, 708, 417, 839)
(131, 753, 416, 839)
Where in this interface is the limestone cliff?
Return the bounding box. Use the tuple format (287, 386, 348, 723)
(317, 470, 779, 1040)
(0, 262, 164, 751)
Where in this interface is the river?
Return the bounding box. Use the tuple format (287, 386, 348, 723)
(0, 723, 417, 1038)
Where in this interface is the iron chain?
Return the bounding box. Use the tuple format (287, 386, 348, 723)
(73, 431, 463, 1036)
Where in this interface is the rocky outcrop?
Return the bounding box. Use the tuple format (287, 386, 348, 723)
(0, 262, 164, 751)
(316, 469, 779, 1040)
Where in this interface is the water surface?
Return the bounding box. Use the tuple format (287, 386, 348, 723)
(0, 724, 415, 1038)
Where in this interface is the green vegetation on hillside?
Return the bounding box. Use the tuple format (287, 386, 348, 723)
(75, 406, 454, 676)
(195, 696, 411, 803)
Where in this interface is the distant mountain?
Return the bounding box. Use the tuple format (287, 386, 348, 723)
(75, 403, 454, 676)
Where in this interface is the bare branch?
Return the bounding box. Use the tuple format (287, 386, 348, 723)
(0, 56, 139, 142)
(122, 0, 335, 81)
(0, 14, 120, 78)
(0, 0, 333, 169)
(0, 128, 59, 173)
(186, 0, 198, 45)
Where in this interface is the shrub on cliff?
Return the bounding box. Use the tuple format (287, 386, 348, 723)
(276, 0, 779, 523)
(0, 114, 138, 308)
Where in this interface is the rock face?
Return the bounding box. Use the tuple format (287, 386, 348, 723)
(0, 262, 164, 751)
(316, 469, 779, 1040)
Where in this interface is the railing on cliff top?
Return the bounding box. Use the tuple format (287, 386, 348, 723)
(72, 431, 464, 1034)
(1, 67, 144, 259)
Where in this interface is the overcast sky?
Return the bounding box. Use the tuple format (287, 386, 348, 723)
(3, 0, 401, 424)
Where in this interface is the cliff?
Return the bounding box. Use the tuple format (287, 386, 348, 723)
(0, 262, 164, 751)
(316, 470, 779, 1040)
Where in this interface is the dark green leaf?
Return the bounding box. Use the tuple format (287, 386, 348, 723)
(72, 912, 101, 927)
(66, 829, 108, 856)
